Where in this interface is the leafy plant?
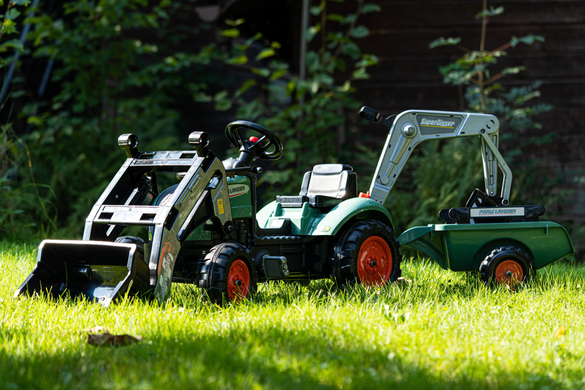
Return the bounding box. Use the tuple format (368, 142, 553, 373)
(18, 0, 218, 234)
(0, 0, 45, 238)
(382, 0, 557, 234)
(0, 0, 29, 68)
(197, 0, 381, 200)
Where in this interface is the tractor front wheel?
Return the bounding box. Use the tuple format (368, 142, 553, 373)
(200, 242, 258, 305)
(333, 220, 401, 287)
(479, 245, 535, 288)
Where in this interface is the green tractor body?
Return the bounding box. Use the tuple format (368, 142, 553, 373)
(16, 121, 403, 306)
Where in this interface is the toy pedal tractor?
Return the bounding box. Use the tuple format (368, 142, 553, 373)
(16, 106, 574, 305)
(17, 120, 402, 306)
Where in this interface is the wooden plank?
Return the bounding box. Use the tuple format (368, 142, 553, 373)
(357, 25, 585, 54)
(363, 54, 585, 82)
(359, 1, 585, 28)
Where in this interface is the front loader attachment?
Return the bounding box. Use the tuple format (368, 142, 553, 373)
(15, 240, 151, 307)
(16, 131, 234, 306)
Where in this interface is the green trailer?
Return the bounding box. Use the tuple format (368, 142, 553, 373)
(360, 106, 575, 286)
(399, 221, 574, 285)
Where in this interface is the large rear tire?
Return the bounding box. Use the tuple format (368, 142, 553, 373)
(199, 242, 258, 304)
(333, 220, 401, 287)
(479, 245, 535, 288)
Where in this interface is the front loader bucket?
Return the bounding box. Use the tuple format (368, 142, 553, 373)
(15, 240, 151, 307)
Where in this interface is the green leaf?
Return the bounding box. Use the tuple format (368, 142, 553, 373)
(12, 0, 31, 5)
(286, 81, 295, 96)
(309, 6, 321, 16)
(310, 80, 320, 94)
(227, 55, 248, 65)
(225, 19, 245, 26)
(256, 48, 275, 60)
(352, 67, 369, 80)
(510, 35, 545, 47)
(245, 32, 262, 46)
(341, 14, 356, 25)
(307, 24, 320, 42)
(476, 6, 504, 19)
(314, 73, 334, 85)
(0, 39, 24, 52)
(429, 37, 461, 49)
(221, 28, 240, 38)
(502, 66, 526, 76)
(214, 90, 231, 111)
(342, 42, 361, 59)
(361, 4, 381, 14)
(355, 54, 378, 68)
(6, 8, 21, 20)
(236, 99, 263, 121)
(234, 79, 256, 98)
(305, 51, 320, 74)
(350, 25, 369, 39)
(337, 80, 352, 92)
(327, 32, 346, 45)
(327, 14, 344, 22)
(251, 67, 270, 77)
(193, 92, 212, 103)
(269, 68, 287, 81)
(215, 99, 232, 111)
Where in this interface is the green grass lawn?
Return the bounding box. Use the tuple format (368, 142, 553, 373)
(2, 240, 585, 389)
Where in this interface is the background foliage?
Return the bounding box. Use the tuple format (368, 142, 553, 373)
(199, 0, 380, 199)
(383, 2, 560, 233)
(0, 0, 567, 244)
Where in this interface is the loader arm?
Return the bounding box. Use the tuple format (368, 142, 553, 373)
(17, 132, 233, 306)
(360, 107, 512, 206)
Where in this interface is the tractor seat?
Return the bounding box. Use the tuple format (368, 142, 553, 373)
(276, 164, 358, 208)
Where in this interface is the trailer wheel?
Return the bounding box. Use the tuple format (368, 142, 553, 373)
(479, 246, 535, 288)
(333, 220, 402, 287)
(200, 242, 257, 305)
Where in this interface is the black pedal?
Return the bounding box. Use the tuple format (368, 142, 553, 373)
(262, 256, 290, 279)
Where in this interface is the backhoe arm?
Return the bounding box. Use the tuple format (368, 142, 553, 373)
(360, 107, 512, 206)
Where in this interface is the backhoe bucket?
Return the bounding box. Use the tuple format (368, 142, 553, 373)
(15, 240, 151, 307)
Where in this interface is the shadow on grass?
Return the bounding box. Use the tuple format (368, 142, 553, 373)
(0, 321, 578, 390)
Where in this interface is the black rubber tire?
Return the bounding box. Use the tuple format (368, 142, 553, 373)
(153, 185, 178, 206)
(114, 236, 146, 263)
(479, 245, 535, 286)
(199, 242, 258, 305)
(332, 220, 402, 286)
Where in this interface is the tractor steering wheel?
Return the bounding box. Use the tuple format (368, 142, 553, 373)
(225, 120, 284, 161)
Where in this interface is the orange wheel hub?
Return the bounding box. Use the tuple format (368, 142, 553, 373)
(494, 260, 524, 287)
(227, 259, 250, 301)
(357, 236, 393, 286)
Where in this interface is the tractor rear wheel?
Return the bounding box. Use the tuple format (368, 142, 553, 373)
(479, 246, 535, 288)
(200, 242, 258, 305)
(114, 236, 146, 263)
(333, 220, 401, 287)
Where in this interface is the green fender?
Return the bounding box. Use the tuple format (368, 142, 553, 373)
(309, 197, 394, 236)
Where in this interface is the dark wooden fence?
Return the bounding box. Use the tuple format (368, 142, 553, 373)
(220, 0, 584, 253)
(341, 0, 585, 253)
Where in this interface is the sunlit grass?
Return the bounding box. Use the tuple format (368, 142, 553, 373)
(2, 241, 585, 389)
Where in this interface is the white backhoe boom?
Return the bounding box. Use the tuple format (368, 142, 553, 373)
(359, 107, 512, 206)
